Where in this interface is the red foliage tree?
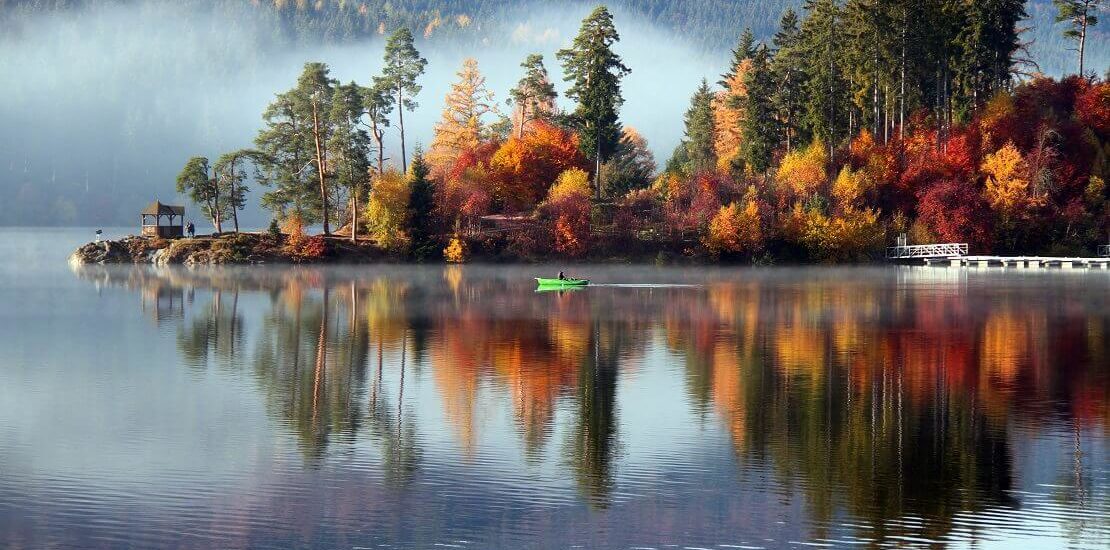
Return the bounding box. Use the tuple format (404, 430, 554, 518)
(489, 122, 588, 211)
(916, 178, 994, 252)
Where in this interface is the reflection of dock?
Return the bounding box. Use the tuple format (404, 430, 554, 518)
(924, 256, 1110, 269)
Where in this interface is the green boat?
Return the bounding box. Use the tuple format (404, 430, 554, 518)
(535, 277, 589, 287)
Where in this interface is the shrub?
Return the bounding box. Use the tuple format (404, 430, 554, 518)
(444, 234, 467, 263)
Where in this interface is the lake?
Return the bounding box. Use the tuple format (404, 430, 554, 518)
(1, 228, 1108, 549)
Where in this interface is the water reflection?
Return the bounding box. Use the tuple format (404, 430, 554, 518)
(65, 264, 1110, 546)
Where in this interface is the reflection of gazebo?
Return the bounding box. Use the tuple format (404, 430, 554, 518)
(141, 201, 185, 238)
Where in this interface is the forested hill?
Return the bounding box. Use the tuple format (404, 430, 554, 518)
(4, 0, 1104, 74)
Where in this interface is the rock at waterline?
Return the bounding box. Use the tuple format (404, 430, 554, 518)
(69, 240, 132, 265)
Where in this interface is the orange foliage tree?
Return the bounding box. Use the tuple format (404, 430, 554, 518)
(489, 122, 588, 211)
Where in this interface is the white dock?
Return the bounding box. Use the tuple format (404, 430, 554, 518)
(889, 242, 1110, 269)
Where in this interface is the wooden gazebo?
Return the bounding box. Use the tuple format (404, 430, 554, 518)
(140, 201, 185, 238)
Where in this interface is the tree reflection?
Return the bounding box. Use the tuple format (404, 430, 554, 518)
(74, 264, 1109, 542)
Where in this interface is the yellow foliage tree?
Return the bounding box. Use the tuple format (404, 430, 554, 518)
(713, 60, 750, 171)
(982, 142, 1039, 215)
(801, 205, 884, 263)
(546, 168, 592, 203)
(428, 58, 500, 173)
(776, 141, 827, 199)
(705, 194, 762, 254)
(365, 168, 410, 250)
(831, 166, 870, 208)
(444, 233, 467, 263)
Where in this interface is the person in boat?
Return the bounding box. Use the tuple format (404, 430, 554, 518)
(558, 271, 565, 280)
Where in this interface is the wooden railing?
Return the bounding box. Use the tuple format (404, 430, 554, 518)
(886, 243, 968, 259)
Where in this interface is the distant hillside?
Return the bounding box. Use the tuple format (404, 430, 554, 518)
(3, 0, 1106, 75)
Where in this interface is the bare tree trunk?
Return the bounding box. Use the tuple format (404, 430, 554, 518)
(351, 183, 358, 243)
(1078, 12, 1087, 75)
(229, 160, 240, 233)
(311, 98, 331, 235)
(397, 87, 408, 173)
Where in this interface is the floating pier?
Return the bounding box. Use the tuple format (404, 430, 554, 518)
(888, 242, 1110, 269)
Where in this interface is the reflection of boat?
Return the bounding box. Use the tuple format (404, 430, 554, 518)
(535, 277, 589, 288)
(534, 285, 585, 294)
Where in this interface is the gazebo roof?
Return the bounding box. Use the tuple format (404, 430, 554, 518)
(141, 201, 185, 217)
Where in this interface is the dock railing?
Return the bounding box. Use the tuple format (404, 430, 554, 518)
(886, 243, 969, 259)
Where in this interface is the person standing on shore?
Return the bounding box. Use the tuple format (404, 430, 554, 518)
(186, 222, 195, 238)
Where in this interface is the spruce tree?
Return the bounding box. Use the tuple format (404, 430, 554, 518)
(380, 28, 427, 173)
(557, 5, 631, 198)
(683, 79, 717, 173)
(772, 8, 808, 151)
(407, 150, 436, 259)
(799, 0, 849, 155)
(741, 46, 781, 173)
(721, 28, 756, 86)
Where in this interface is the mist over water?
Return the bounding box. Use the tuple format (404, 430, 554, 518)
(1, 2, 720, 228)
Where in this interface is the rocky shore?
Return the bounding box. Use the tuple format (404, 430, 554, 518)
(69, 233, 386, 266)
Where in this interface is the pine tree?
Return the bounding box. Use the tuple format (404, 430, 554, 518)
(741, 46, 782, 173)
(509, 53, 558, 138)
(213, 149, 258, 234)
(429, 58, 499, 171)
(557, 5, 631, 198)
(380, 27, 427, 173)
(292, 62, 337, 234)
(329, 82, 372, 242)
(1054, 0, 1101, 75)
(684, 79, 717, 173)
(361, 77, 394, 176)
(176, 157, 224, 233)
(254, 63, 338, 228)
(407, 150, 437, 259)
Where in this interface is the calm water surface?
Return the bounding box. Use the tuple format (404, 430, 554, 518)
(1, 228, 1108, 549)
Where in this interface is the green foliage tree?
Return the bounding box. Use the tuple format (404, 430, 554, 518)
(772, 8, 808, 151)
(329, 81, 372, 242)
(361, 78, 394, 176)
(799, 0, 849, 154)
(176, 156, 225, 233)
(602, 127, 656, 197)
(213, 149, 258, 233)
(407, 150, 437, 259)
(379, 27, 427, 173)
(558, 5, 631, 198)
(741, 46, 782, 173)
(721, 28, 756, 86)
(683, 79, 717, 173)
(254, 63, 339, 231)
(508, 53, 558, 139)
(1054, 0, 1101, 75)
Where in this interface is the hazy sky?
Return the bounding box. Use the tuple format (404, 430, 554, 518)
(0, 2, 721, 227)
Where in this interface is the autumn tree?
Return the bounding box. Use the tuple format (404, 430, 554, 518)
(776, 140, 828, 200)
(543, 168, 592, 257)
(429, 58, 499, 173)
(380, 27, 427, 172)
(508, 53, 558, 138)
(490, 122, 587, 210)
(558, 5, 631, 198)
(365, 167, 410, 250)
